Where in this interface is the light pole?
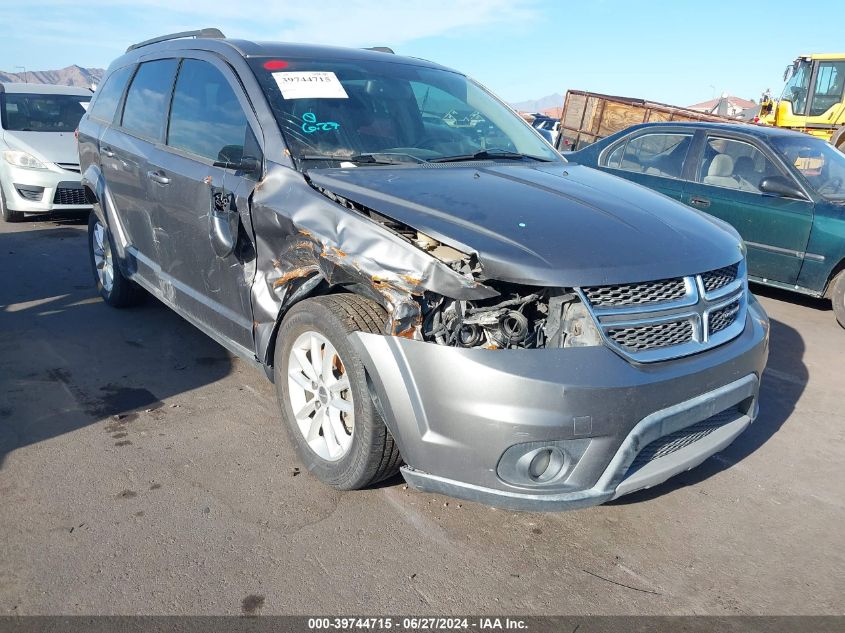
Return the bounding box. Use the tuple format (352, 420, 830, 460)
(14, 66, 28, 83)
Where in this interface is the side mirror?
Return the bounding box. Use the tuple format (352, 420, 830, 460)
(759, 176, 807, 200)
(213, 155, 262, 177)
(208, 191, 240, 258)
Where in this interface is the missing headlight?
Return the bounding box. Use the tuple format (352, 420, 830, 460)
(421, 284, 602, 350)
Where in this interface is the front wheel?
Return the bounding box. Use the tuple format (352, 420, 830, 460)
(829, 270, 845, 329)
(273, 294, 402, 490)
(87, 211, 144, 307)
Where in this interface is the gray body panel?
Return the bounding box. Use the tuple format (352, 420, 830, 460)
(350, 297, 768, 510)
(307, 163, 744, 287)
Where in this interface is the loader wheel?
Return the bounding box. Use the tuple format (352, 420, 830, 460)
(273, 294, 402, 489)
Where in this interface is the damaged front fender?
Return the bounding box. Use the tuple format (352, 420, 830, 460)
(250, 162, 498, 367)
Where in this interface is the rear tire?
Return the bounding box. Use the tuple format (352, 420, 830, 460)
(0, 185, 24, 223)
(87, 210, 144, 308)
(829, 270, 845, 329)
(273, 294, 402, 490)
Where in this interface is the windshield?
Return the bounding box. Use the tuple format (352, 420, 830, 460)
(1, 93, 90, 132)
(771, 135, 845, 201)
(780, 60, 812, 116)
(248, 58, 559, 166)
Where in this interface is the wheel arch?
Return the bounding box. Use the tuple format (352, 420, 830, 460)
(823, 256, 845, 298)
(260, 279, 392, 377)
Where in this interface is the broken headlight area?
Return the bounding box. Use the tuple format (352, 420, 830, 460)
(420, 284, 602, 350)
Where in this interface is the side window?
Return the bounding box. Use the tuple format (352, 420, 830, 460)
(697, 137, 783, 193)
(605, 143, 625, 168)
(121, 59, 179, 141)
(602, 133, 692, 179)
(809, 62, 845, 116)
(167, 59, 256, 167)
(89, 65, 133, 123)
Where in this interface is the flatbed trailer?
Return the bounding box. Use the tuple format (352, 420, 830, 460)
(555, 90, 739, 151)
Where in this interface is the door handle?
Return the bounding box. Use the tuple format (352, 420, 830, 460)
(101, 146, 115, 158)
(146, 170, 171, 185)
(689, 197, 711, 208)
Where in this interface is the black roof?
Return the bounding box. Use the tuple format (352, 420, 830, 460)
(118, 30, 450, 73)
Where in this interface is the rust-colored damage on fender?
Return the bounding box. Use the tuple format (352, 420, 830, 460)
(249, 163, 497, 366)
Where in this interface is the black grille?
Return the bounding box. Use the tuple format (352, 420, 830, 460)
(582, 277, 687, 308)
(53, 187, 87, 206)
(607, 319, 693, 352)
(625, 405, 743, 477)
(702, 263, 739, 294)
(57, 163, 81, 173)
(709, 300, 740, 335)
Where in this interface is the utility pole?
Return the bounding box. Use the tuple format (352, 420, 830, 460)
(14, 66, 28, 83)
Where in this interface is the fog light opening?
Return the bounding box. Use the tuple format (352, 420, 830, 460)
(527, 447, 565, 483)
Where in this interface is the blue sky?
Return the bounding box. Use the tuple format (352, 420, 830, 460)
(0, 0, 841, 107)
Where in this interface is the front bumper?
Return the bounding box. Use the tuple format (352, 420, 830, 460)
(1, 163, 91, 213)
(349, 296, 769, 511)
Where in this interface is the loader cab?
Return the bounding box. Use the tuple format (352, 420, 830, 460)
(774, 56, 845, 142)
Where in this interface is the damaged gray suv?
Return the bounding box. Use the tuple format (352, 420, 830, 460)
(77, 29, 769, 510)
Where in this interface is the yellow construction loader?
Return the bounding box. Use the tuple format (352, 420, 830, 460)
(758, 54, 845, 150)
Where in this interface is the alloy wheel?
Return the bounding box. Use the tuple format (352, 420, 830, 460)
(92, 220, 114, 292)
(287, 331, 355, 461)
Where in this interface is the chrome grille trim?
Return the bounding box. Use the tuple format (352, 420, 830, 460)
(576, 259, 747, 363)
(702, 263, 738, 294)
(583, 277, 687, 308)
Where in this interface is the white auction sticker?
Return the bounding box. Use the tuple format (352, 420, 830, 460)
(272, 71, 349, 100)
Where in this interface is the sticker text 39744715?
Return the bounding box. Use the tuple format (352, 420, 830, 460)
(272, 71, 349, 100)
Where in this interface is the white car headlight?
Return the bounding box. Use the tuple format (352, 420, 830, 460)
(2, 150, 47, 170)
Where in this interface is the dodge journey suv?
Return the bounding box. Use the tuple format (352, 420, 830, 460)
(77, 29, 769, 510)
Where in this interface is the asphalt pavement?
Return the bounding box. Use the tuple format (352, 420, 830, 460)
(1, 214, 843, 615)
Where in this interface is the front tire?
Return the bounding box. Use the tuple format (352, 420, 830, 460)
(87, 211, 143, 307)
(273, 294, 402, 490)
(0, 185, 24, 223)
(829, 270, 845, 329)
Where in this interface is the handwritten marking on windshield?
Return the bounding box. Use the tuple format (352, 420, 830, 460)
(302, 112, 340, 134)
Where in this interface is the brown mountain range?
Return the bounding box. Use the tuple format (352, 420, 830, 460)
(0, 65, 104, 89)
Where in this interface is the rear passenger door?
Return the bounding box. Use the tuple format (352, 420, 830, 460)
(100, 58, 179, 267)
(600, 130, 694, 202)
(681, 134, 814, 285)
(143, 55, 263, 352)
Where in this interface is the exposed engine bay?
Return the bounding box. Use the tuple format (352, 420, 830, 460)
(420, 285, 601, 350)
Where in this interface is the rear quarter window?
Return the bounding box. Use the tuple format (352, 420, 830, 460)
(89, 65, 134, 123)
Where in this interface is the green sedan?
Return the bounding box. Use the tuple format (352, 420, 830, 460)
(567, 121, 845, 327)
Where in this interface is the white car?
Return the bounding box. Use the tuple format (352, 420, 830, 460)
(0, 83, 93, 222)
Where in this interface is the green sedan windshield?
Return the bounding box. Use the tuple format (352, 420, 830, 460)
(771, 136, 845, 201)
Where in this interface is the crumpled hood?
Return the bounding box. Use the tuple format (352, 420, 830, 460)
(2, 130, 79, 165)
(306, 163, 743, 287)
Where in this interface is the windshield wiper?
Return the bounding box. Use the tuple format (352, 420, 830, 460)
(429, 149, 554, 163)
(298, 152, 424, 165)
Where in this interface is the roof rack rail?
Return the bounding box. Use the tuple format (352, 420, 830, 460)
(126, 28, 226, 53)
(364, 46, 395, 54)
